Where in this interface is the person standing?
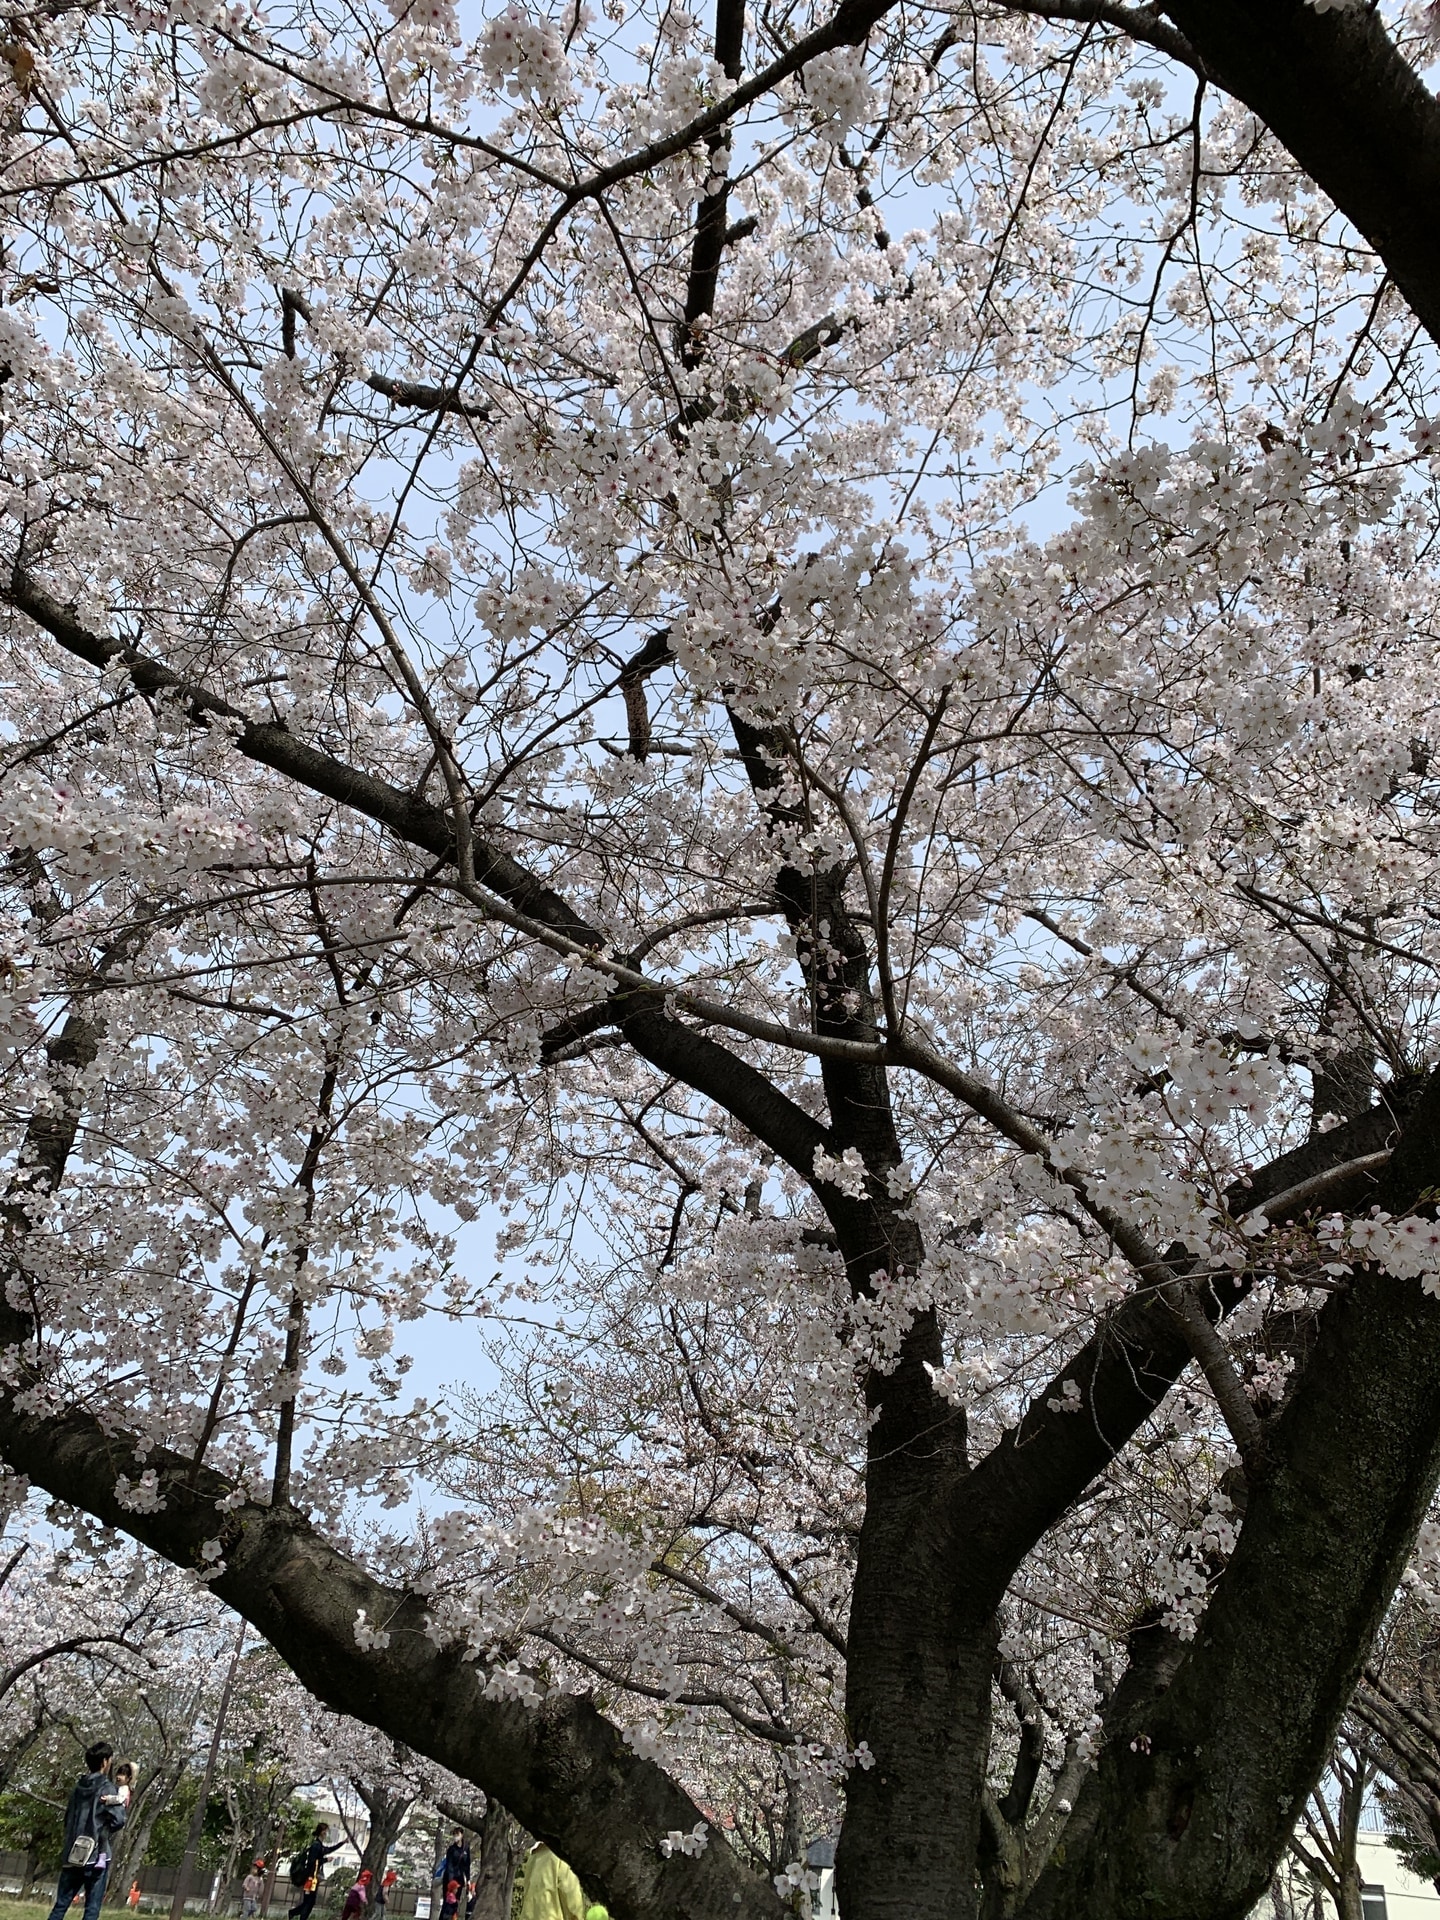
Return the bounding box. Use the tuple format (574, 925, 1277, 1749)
(375, 1869, 397, 1920)
(516, 1847, 583, 1920)
(439, 1835, 470, 1898)
(242, 1862, 266, 1918)
(126, 1884, 141, 1912)
(287, 1824, 343, 1920)
(46, 1742, 128, 1920)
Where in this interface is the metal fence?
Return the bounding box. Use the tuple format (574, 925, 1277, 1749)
(0, 1855, 426, 1919)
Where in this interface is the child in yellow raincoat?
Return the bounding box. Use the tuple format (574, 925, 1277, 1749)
(516, 1846, 584, 1920)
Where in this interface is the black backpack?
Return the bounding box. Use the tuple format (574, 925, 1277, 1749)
(290, 1853, 310, 1890)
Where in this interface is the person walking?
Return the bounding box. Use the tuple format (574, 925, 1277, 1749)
(438, 1879, 461, 1920)
(45, 1742, 128, 1920)
(375, 1869, 397, 1920)
(287, 1824, 343, 1920)
(126, 1884, 140, 1912)
(242, 1862, 266, 1918)
(516, 1846, 583, 1920)
(339, 1871, 371, 1920)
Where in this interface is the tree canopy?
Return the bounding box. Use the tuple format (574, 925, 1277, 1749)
(3, 0, 1440, 1914)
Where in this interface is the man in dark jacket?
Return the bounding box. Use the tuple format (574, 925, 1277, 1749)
(46, 1742, 127, 1920)
(439, 1835, 470, 1898)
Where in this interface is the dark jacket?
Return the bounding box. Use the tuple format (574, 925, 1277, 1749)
(441, 1846, 470, 1891)
(302, 1840, 343, 1886)
(61, 1771, 127, 1866)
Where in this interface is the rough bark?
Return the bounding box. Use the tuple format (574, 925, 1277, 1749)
(1019, 1069, 1440, 1920)
(353, 1783, 414, 1883)
(1152, 0, 1440, 349)
(471, 1805, 525, 1920)
(839, 1541, 994, 1920)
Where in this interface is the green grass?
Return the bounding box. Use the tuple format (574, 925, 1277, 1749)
(0, 1894, 240, 1920)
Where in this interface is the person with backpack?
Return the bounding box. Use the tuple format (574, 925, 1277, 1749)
(287, 1823, 343, 1920)
(45, 1742, 128, 1920)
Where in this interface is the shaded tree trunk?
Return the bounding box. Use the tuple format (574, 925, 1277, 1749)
(109, 1756, 190, 1904)
(470, 1806, 524, 1920)
(353, 1782, 414, 1884)
(837, 1456, 993, 1920)
(1018, 1078, 1440, 1920)
(1337, 1781, 1366, 1920)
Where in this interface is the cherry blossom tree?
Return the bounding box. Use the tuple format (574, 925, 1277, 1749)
(0, 1525, 291, 1892)
(296, 1703, 483, 1887)
(4, 0, 1440, 1914)
(0, 1522, 478, 1902)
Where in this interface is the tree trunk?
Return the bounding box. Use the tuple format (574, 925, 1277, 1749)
(1336, 1754, 1368, 1920)
(978, 1800, 1024, 1920)
(470, 1806, 524, 1920)
(213, 1787, 244, 1915)
(111, 1758, 189, 1903)
(354, 1786, 412, 1884)
(836, 1318, 987, 1920)
(1019, 1077, 1440, 1920)
(261, 1859, 283, 1918)
(839, 1557, 994, 1920)
(171, 1622, 248, 1920)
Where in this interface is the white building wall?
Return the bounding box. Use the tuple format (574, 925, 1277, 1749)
(1252, 1834, 1440, 1919)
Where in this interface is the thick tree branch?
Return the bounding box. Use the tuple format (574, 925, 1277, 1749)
(1004, 0, 1440, 348)
(950, 1094, 1407, 1594)
(0, 1330, 782, 1920)
(1018, 1065, 1440, 1920)
(366, 374, 493, 419)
